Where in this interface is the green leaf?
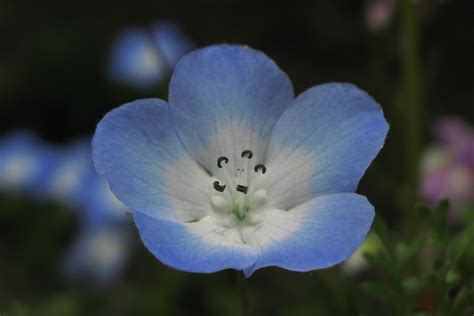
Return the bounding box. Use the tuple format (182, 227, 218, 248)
(361, 282, 398, 303)
(445, 269, 460, 287)
(364, 251, 392, 272)
(402, 276, 425, 294)
(395, 238, 424, 267)
(372, 215, 393, 252)
(417, 203, 433, 222)
(433, 199, 449, 231)
(445, 221, 474, 268)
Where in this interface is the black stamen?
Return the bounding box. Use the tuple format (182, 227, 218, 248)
(254, 164, 266, 174)
(241, 150, 253, 159)
(213, 180, 226, 192)
(217, 156, 229, 168)
(236, 185, 248, 194)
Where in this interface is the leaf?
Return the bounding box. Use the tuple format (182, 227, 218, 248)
(372, 215, 393, 252)
(417, 203, 433, 222)
(364, 251, 391, 270)
(433, 199, 449, 231)
(445, 221, 474, 268)
(402, 276, 425, 294)
(361, 282, 398, 303)
(445, 269, 460, 287)
(395, 238, 424, 267)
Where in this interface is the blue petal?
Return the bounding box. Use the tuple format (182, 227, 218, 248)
(40, 140, 93, 205)
(152, 22, 194, 68)
(135, 211, 258, 273)
(169, 44, 294, 172)
(0, 131, 55, 193)
(264, 83, 389, 209)
(244, 193, 375, 276)
(62, 223, 132, 286)
(77, 170, 129, 227)
(107, 28, 167, 90)
(92, 99, 212, 221)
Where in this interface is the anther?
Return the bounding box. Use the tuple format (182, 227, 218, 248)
(236, 184, 249, 194)
(213, 180, 226, 192)
(254, 163, 266, 174)
(217, 156, 229, 168)
(241, 150, 253, 159)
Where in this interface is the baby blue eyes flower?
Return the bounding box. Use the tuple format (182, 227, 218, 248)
(0, 132, 52, 193)
(107, 22, 193, 90)
(41, 141, 93, 206)
(63, 224, 132, 286)
(0, 132, 132, 284)
(92, 44, 389, 276)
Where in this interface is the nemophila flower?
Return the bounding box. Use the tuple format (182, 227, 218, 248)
(0, 131, 53, 193)
(62, 173, 132, 286)
(107, 22, 193, 90)
(63, 223, 133, 286)
(93, 44, 389, 276)
(40, 140, 93, 206)
(50, 140, 131, 284)
(420, 117, 474, 222)
(77, 167, 129, 226)
(151, 22, 194, 69)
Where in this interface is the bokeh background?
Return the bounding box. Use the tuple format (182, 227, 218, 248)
(0, 0, 473, 315)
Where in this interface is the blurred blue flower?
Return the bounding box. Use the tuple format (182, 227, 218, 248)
(76, 167, 129, 226)
(45, 140, 132, 285)
(107, 22, 193, 90)
(0, 131, 54, 193)
(39, 140, 92, 206)
(0, 131, 132, 285)
(151, 22, 194, 70)
(93, 44, 389, 276)
(62, 223, 133, 286)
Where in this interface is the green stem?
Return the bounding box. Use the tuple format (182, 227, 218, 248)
(400, 0, 422, 236)
(237, 272, 250, 316)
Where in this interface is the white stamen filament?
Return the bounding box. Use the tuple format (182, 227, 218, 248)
(210, 151, 268, 227)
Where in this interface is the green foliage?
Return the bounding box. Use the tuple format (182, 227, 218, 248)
(362, 200, 474, 315)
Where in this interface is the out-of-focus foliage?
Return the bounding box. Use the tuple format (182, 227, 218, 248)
(363, 200, 474, 315)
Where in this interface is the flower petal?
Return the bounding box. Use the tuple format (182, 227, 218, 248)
(135, 211, 258, 273)
(41, 140, 92, 205)
(263, 83, 389, 209)
(0, 131, 54, 192)
(92, 99, 212, 222)
(244, 193, 374, 276)
(63, 224, 133, 285)
(107, 28, 167, 90)
(169, 44, 294, 173)
(152, 22, 194, 68)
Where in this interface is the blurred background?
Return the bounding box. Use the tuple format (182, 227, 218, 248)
(0, 0, 473, 315)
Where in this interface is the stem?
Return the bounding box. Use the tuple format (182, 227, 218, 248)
(237, 272, 249, 316)
(400, 0, 422, 236)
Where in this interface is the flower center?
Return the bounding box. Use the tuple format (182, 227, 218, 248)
(209, 150, 268, 226)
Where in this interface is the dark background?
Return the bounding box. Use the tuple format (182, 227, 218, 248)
(0, 0, 472, 315)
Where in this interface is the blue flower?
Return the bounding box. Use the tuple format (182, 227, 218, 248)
(39, 140, 93, 206)
(107, 22, 193, 90)
(92, 44, 389, 276)
(62, 223, 133, 286)
(151, 22, 194, 69)
(76, 166, 129, 227)
(0, 131, 54, 193)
